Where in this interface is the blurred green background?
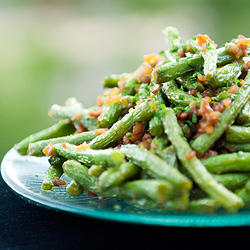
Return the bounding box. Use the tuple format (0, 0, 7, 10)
(1, 0, 250, 161)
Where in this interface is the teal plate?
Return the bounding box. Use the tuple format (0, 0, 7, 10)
(2, 148, 250, 227)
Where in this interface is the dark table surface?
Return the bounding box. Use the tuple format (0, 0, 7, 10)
(1, 164, 249, 250)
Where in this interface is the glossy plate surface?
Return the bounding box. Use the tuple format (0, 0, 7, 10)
(2, 148, 250, 227)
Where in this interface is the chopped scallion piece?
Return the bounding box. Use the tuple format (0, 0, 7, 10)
(192, 113, 197, 123)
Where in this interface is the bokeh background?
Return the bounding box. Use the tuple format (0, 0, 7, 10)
(1, 0, 250, 161)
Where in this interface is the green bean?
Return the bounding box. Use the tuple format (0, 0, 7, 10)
(48, 104, 97, 131)
(28, 130, 98, 156)
(149, 135, 169, 153)
(120, 144, 192, 192)
(201, 152, 250, 174)
(98, 162, 140, 190)
(42, 165, 64, 191)
(153, 53, 203, 84)
(117, 179, 173, 204)
(121, 64, 148, 96)
(188, 198, 221, 213)
(207, 61, 244, 87)
(140, 169, 151, 180)
(241, 121, 250, 127)
(53, 143, 125, 167)
(191, 71, 250, 155)
(213, 173, 250, 190)
(176, 72, 205, 92)
(63, 160, 117, 198)
(101, 73, 129, 88)
(66, 179, 84, 197)
(89, 98, 157, 149)
(225, 125, 250, 143)
(235, 188, 250, 208)
(152, 87, 166, 106)
(97, 101, 123, 128)
(162, 26, 182, 61)
(153, 47, 248, 84)
(244, 179, 250, 194)
(163, 26, 182, 53)
(88, 165, 105, 177)
(149, 111, 164, 136)
(216, 46, 250, 66)
(183, 37, 198, 54)
(162, 80, 201, 106)
(121, 75, 138, 96)
(161, 146, 178, 168)
(63, 160, 97, 188)
(136, 83, 151, 101)
(181, 162, 250, 190)
(162, 26, 206, 96)
(15, 120, 76, 155)
(98, 96, 135, 128)
(225, 142, 250, 152)
(189, 188, 207, 200)
(161, 107, 244, 212)
(65, 97, 83, 108)
(149, 137, 178, 167)
(48, 155, 67, 167)
(200, 42, 217, 80)
(180, 123, 192, 139)
(236, 101, 250, 125)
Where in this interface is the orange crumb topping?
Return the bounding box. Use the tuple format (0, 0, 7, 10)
(225, 35, 250, 58)
(82, 187, 98, 197)
(94, 128, 108, 135)
(75, 142, 90, 151)
(226, 43, 242, 58)
(196, 34, 217, 52)
(240, 80, 245, 86)
(197, 98, 221, 134)
(205, 126, 214, 134)
(150, 83, 163, 94)
(75, 123, 87, 134)
(222, 98, 232, 108)
(52, 177, 66, 187)
(71, 113, 82, 120)
(108, 87, 121, 97)
(227, 84, 239, 94)
(136, 63, 153, 84)
(117, 74, 130, 91)
(42, 144, 54, 156)
(197, 73, 208, 85)
(118, 80, 125, 91)
(135, 99, 143, 108)
(185, 150, 196, 160)
(97, 95, 103, 107)
(143, 53, 165, 68)
(200, 98, 213, 112)
(88, 106, 102, 118)
(98, 196, 105, 202)
(105, 95, 122, 105)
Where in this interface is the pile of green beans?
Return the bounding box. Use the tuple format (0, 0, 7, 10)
(15, 26, 250, 213)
